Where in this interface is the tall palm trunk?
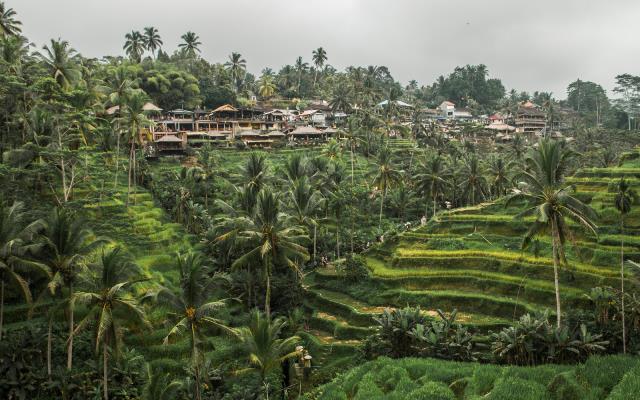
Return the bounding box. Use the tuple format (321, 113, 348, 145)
(621, 217, 626, 354)
(47, 316, 52, 379)
(103, 343, 109, 400)
(378, 187, 386, 231)
(350, 145, 355, 253)
(551, 221, 562, 328)
(191, 327, 202, 400)
(126, 140, 134, 206)
(264, 258, 271, 318)
(114, 125, 120, 190)
(313, 224, 317, 262)
(67, 281, 74, 370)
(0, 280, 4, 342)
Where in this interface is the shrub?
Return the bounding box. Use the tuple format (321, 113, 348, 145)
(547, 372, 587, 400)
(318, 383, 348, 400)
(407, 382, 456, 400)
(353, 374, 384, 400)
(606, 366, 640, 400)
(340, 254, 370, 283)
(486, 376, 549, 400)
(468, 364, 502, 395)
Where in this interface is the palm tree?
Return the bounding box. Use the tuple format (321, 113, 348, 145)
(143, 27, 162, 58)
(243, 152, 268, 196)
(415, 154, 450, 218)
(120, 90, 152, 206)
(487, 156, 514, 199)
(106, 66, 134, 190)
(179, 31, 201, 57)
(329, 85, 352, 113)
(72, 247, 149, 400)
(236, 310, 299, 399)
(372, 146, 402, 230)
(0, 1, 21, 37)
(312, 47, 327, 87)
(506, 139, 597, 327)
(233, 189, 309, 317)
(459, 155, 487, 205)
(35, 207, 104, 370)
(39, 39, 81, 89)
(123, 31, 145, 62)
(258, 74, 276, 99)
(224, 52, 246, 93)
(0, 202, 47, 341)
(161, 252, 234, 400)
(287, 177, 325, 261)
(614, 178, 635, 353)
(141, 365, 184, 400)
(294, 56, 308, 95)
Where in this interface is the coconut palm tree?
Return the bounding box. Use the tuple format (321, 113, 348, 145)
(120, 90, 152, 206)
(0, 1, 21, 37)
(487, 155, 514, 199)
(106, 66, 134, 190)
(233, 189, 309, 317)
(372, 146, 402, 230)
(506, 139, 597, 327)
(179, 31, 201, 57)
(39, 38, 81, 89)
(224, 52, 246, 93)
(161, 251, 234, 400)
(312, 47, 327, 87)
(258, 74, 276, 99)
(72, 247, 149, 400)
(294, 56, 308, 95)
(415, 154, 450, 218)
(459, 155, 487, 205)
(243, 152, 268, 196)
(329, 84, 353, 114)
(236, 310, 299, 399)
(34, 207, 104, 370)
(143, 27, 162, 58)
(0, 202, 47, 341)
(123, 30, 145, 62)
(286, 177, 325, 261)
(614, 178, 636, 353)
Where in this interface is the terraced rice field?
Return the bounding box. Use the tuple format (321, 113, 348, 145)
(304, 148, 640, 344)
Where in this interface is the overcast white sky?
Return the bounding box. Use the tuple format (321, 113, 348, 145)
(11, 0, 640, 98)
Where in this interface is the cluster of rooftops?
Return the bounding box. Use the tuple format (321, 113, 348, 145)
(109, 98, 570, 156)
(108, 101, 346, 154)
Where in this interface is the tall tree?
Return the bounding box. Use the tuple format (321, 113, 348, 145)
(233, 189, 309, 317)
(0, 1, 21, 37)
(258, 73, 276, 99)
(120, 90, 152, 205)
(286, 177, 324, 261)
(106, 66, 134, 191)
(415, 154, 450, 218)
(39, 38, 80, 89)
(614, 178, 635, 354)
(179, 31, 201, 57)
(34, 207, 104, 370)
(372, 146, 402, 230)
(0, 202, 46, 341)
(161, 252, 234, 400)
(143, 26, 162, 58)
(507, 139, 597, 327)
(459, 155, 487, 205)
(311, 47, 327, 87)
(123, 30, 145, 62)
(72, 247, 149, 400)
(224, 52, 246, 93)
(294, 56, 308, 95)
(236, 310, 299, 399)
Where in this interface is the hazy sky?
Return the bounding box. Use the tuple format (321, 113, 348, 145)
(11, 0, 640, 98)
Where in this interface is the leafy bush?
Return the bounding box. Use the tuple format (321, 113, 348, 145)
(485, 376, 549, 400)
(340, 254, 370, 283)
(407, 382, 456, 400)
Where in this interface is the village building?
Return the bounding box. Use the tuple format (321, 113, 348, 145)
(514, 101, 547, 133)
(438, 101, 456, 119)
